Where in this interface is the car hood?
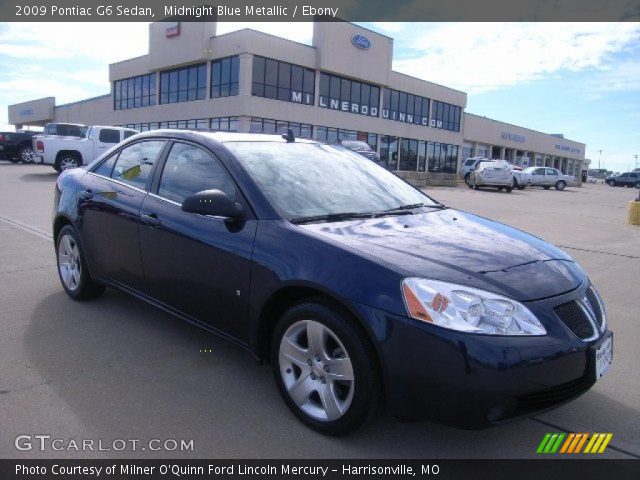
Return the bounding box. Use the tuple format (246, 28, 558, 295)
(297, 209, 585, 302)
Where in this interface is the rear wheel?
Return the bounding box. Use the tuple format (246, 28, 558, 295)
(555, 181, 566, 191)
(56, 225, 105, 300)
(464, 173, 471, 185)
(55, 153, 81, 172)
(271, 301, 380, 435)
(506, 186, 513, 193)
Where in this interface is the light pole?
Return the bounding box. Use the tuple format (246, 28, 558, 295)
(598, 150, 603, 171)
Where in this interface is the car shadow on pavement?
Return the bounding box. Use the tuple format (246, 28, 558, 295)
(20, 290, 634, 459)
(20, 173, 59, 183)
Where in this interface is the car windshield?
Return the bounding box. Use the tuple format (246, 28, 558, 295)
(340, 140, 371, 150)
(225, 141, 439, 220)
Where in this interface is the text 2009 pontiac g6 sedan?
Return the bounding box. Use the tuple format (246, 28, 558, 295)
(53, 131, 612, 435)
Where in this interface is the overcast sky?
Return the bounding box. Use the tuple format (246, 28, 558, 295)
(0, 22, 638, 172)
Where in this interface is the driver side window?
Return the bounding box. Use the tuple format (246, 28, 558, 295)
(158, 143, 237, 204)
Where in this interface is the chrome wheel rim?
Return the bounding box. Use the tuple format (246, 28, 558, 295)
(279, 320, 354, 422)
(21, 148, 34, 163)
(58, 233, 81, 291)
(60, 157, 78, 170)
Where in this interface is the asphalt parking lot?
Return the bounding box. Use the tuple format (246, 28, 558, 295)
(1, 162, 638, 459)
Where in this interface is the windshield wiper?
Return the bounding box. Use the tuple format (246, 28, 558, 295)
(290, 212, 374, 224)
(380, 203, 447, 214)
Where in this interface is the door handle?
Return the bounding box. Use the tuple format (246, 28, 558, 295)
(141, 213, 162, 227)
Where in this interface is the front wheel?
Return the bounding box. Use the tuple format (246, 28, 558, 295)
(506, 186, 513, 193)
(464, 173, 471, 185)
(19, 145, 35, 163)
(56, 225, 105, 300)
(555, 181, 566, 191)
(271, 301, 380, 435)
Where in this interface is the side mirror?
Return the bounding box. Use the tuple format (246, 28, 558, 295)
(181, 189, 244, 221)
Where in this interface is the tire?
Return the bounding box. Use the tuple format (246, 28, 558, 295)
(506, 186, 513, 193)
(56, 225, 105, 301)
(271, 301, 380, 436)
(555, 181, 566, 191)
(543, 186, 551, 190)
(464, 173, 471, 185)
(8, 156, 20, 164)
(55, 153, 81, 172)
(19, 145, 35, 164)
(517, 185, 526, 190)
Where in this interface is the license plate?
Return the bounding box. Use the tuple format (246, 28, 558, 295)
(594, 335, 613, 381)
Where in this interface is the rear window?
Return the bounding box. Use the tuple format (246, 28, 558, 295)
(46, 124, 87, 137)
(123, 130, 137, 139)
(98, 129, 120, 144)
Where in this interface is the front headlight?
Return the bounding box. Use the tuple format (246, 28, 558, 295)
(402, 278, 546, 336)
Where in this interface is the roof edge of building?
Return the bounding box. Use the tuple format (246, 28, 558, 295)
(56, 94, 111, 109)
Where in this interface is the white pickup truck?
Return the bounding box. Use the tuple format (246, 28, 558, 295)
(33, 123, 138, 172)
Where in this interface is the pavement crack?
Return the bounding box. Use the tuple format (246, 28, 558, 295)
(554, 245, 640, 259)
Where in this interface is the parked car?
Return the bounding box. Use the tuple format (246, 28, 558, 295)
(587, 176, 597, 183)
(0, 130, 38, 163)
(337, 139, 380, 162)
(606, 172, 640, 188)
(462, 157, 530, 189)
(53, 131, 612, 435)
(468, 161, 514, 192)
(33, 124, 137, 172)
(522, 167, 576, 190)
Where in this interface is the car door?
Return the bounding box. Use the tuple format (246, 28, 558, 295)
(138, 141, 257, 341)
(94, 128, 122, 159)
(80, 139, 166, 288)
(545, 168, 559, 186)
(530, 167, 546, 185)
(627, 172, 638, 187)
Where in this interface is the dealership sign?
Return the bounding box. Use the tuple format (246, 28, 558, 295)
(351, 34, 371, 50)
(19, 109, 34, 117)
(501, 132, 526, 143)
(555, 144, 581, 154)
(166, 22, 180, 38)
(319, 96, 378, 116)
(382, 109, 429, 126)
(291, 91, 313, 105)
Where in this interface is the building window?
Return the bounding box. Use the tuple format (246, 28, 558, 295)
(431, 101, 461, 132)
(398, 139, 419, 171)
(319, 73, 379, 117)
(250, 118, 313, 139)
(428, 142, 459, 173)
(160, 63, 207, 104)
(114, 73, 156, 110)
(252, 56, 315, 105)
(382, 88, 430, 126)
(211, 117, 239, 131)
(211, 56, 239, 98)
(380, 136, 399, 170)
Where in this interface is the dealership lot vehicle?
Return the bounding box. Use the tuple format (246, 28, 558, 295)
(337, 139, 380, 162)
(52, 131, 612, 435)
(0, 130, 38, 163)
(462, 157, 530, 189)
(468, 161, 514, 192)
(34, 124, 137, 172)
(606, 172, 640, 188)
(523, 167, 576, 190)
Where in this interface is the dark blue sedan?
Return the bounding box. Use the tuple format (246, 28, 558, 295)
(53, 130, 613, 435)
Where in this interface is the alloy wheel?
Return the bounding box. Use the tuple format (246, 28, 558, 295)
(57, 233, 82, 291)
(20, 147, 34, 163)
(279, 319, 354, 422)
(60, 157, 79, 170)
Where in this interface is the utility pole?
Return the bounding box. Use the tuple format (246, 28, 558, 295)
(598, 149, 603, 170)
(634, 154, 638, 171)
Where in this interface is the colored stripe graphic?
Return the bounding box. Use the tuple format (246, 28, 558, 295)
(538, 433, 613, 454)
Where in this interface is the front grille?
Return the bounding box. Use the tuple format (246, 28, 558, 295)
(515, 374, 594, 414)
(585, 286, 604, 329)
(554, 301, 595, 340)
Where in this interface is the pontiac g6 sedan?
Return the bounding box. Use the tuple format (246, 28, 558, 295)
(53, 131, 612, 435)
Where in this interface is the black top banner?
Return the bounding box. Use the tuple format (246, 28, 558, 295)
(0, 0, 639, 22)
(2, 459, 640, 480)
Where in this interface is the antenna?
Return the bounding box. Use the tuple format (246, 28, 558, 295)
(282, 128, 295, 143)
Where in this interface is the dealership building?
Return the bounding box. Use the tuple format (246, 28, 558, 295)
(8, 20, 587, 185)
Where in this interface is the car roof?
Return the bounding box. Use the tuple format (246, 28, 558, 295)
(136, 130, 319, 145)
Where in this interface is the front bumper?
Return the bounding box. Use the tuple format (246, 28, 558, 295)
(355, 283, 611, 428)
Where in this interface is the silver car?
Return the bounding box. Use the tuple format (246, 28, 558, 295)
(468, 161, 514, 192)
(522, 167, 576, 191)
